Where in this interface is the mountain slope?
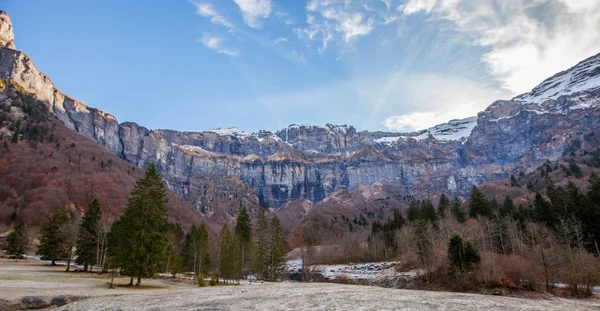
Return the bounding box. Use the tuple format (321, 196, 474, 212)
(1, 10, 599, 216)
(0, 79, 204, 231)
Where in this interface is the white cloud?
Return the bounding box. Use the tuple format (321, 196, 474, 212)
(233, 0, 272, 28)
(274, 37, 287, 44)
(199, 35, 238, 56)
(402, 0, 600, 95)
(295, 0, 381, 52)
(191, 2, 234, 30)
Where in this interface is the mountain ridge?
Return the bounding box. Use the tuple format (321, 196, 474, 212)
(1, 11, 599, 212)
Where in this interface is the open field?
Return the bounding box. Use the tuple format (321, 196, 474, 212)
(0, 258, 188, 310)
(2, 258, 600, 310)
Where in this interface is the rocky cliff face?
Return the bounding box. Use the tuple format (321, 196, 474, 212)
(1, 12, 599, 211)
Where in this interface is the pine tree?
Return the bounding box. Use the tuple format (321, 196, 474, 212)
(407, 201, 421, 222)
(447, 234, 480, 271)
(37, 205, 73, 265)
(5, 222, 28, 258)
(219, 224, 238, 283)
(499, 196, 515, 219)
(468, 186, 491, 218)
(75, 199, 102, 271)
(107, 163, 171, 286)
(421, 200, 438, 225)
(451, 197, 467, 223)
(437, 194, 450, 219)
(254, 207, 270, 280)
(269, 215, 286, 281)
(235, 206, 252, 278)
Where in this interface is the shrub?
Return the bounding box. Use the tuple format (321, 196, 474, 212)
(197, 273, 206, 287)
(209, 275, 218, 286)
(448, 234, 481, 271)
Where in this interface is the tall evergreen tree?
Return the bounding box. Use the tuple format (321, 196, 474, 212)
(451, 197, 467, 223)
(254, 207, 270, 280)
(107, 163, 171, 286)
(37, 205, 72, 265)
(437, 194, 450, 219)
(218, 224, 239, 283)
(468, 186, 491, 218)
(421, 200, 438, 225)
(235, 206, 252, 278)
(5, 222, 28, 258)
(269, 215, 287, 281)
(499, 196, 515, 219)
(407, 201, 421, 222)
(75, 199, 102, 271)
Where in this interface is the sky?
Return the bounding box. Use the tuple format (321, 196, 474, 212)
(2, 0, 600, 133)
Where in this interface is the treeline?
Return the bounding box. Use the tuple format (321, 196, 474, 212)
(4, 164, 287, 286)
(361, 173, 600, 295)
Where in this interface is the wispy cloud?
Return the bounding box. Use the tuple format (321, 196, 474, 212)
(295, 0, 397, 53)
(273, 37, 288, 44)
(233, 0, 272, 29)
(191, 2, 234, 30)
(402, 0, 600, 95)
(199, 34, 238, 56)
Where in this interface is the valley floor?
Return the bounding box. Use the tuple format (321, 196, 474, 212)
(1, 258, 599, 311)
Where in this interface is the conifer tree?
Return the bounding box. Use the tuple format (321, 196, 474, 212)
(451, 197, 467, 223)
(5, 222, 28, 258)
(218, 224, 239, 283)
(37, 205, 72, 265)
(107, 163, 171, 286)
(468, 186, 491, 218)
(407, 201, 421, 222)
(254, 207, 270, 280)
(421, 200, 438, 225)
(499, 196, 515, 219)
(269, 215, 287, 281)
(437, 194, 450, 219)
(75, 199, 102, 271)
(448, 234, 480, 271)
(235, 206, 252, 278)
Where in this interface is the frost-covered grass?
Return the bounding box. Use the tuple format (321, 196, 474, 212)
(56, 282, 600, 311)
(2, 258, 599, 310)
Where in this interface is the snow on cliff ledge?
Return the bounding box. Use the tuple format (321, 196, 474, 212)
(514, 53, 600, 104)
(375, 117, 477, 145)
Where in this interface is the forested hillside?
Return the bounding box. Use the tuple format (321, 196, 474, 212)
(0, 81, 204, 232)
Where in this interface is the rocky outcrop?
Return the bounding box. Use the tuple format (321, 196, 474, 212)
(0, 11, 15, 49)
(1, 11, 599, 211)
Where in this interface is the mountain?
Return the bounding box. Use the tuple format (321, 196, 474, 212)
(1, 11, 599, 216)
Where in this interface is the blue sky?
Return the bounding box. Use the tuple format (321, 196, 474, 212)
(3, 0, 599, 132)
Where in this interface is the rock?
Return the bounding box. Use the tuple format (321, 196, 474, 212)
(0, 11, 15, 49)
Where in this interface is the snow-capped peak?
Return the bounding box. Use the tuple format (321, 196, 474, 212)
(514, 53, 600, 104)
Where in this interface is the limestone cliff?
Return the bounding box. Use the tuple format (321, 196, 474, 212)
(1, 11, 599, 211)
